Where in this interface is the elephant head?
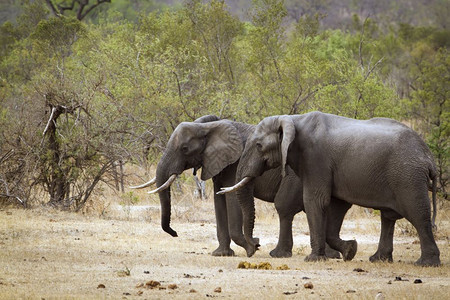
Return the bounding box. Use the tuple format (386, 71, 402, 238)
(137, 116, 244, 237)
(221, 115, 295, 192)
(218, 115, 295, 246)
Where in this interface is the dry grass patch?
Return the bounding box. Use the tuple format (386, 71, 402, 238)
(0, 205, 449, 299)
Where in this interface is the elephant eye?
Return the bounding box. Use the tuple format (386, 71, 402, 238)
(256, 142, 262, 151)
(181, 145, 189, 154)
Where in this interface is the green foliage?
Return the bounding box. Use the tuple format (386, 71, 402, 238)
(31, 16, 86, 56)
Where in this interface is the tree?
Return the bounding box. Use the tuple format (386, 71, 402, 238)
(45, 0, 111, 21)
(408, 48, 449, 198)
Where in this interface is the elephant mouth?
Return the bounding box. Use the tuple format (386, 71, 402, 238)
(185, 157, 203, 176)
(192, 165, 201, 176)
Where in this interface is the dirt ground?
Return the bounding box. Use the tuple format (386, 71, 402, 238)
(1, 196, 449, 299)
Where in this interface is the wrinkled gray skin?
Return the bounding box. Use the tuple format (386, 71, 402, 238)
(155, 115, 355, 258)
(232, 111, 440, 266)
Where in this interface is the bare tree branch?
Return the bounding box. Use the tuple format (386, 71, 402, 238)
(44, 0, 60, 17)
(43, 107, 57, 136)
(45, 0, 111, 20)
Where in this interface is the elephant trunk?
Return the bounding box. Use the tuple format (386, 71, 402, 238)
(236, 181, 258, 255)
(155, 152, 180, 237)
(234, 164, 259, 255)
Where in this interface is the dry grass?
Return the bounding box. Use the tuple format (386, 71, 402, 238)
(1, 177, 449, 299)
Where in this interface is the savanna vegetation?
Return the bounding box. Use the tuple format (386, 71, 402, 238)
(0, 0, 448, 211)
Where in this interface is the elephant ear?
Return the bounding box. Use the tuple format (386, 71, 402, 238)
(200, 121, 243, 181)
(194, 115, 220, 123)
(278, 116, 295, 177)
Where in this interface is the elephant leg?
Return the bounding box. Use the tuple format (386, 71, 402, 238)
(270, 213, 295, 258)
(211, 182, 234, 257)
(325, 199, 357, 261)
(401, 199, 440, 266)
(303, 185, 330, 262)
(370, 210, 397, 263)
(412, 222, 440, 267)
(325, 243, 341, 259)
(270, 177, 301, 258)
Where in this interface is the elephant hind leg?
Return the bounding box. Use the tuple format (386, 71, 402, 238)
(325, 243, 342, 259)
(403, 208, 440, 267)
(325, 198, 356, 261)
(370, 210, 397, 263)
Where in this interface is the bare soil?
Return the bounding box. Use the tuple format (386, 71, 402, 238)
(1, 199, 449, 299)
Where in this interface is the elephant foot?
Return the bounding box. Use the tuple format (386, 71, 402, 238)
(245, 237, 260, 258)
(342, 240, 358, 261)
(369, 251, 393, 263)
(325, 244, 341, 259)
(304, 253, 328, 262)
(414, 255, 441, 267)
(212, 246, 235, 257)
(269, 247, 292, 258)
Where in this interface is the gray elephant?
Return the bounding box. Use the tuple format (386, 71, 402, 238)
(220, 111, 440, 266)
(133, 115, 356, 259)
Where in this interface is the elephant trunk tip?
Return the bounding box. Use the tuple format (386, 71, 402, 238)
(163, 225, 178, 237)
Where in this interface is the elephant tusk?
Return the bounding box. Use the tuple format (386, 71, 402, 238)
(129, 177, 156, 189)
(148, 174, 177, 194)
(216, 177, 252, 195)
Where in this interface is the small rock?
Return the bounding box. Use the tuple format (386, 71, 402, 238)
(375, 292, 385, 300)
(353, 268, 366, 273)
(283, 291, 297, 295)
(414, 279, 422, 284)
(135, 283, 144, 288)
(97, 284, 106, 289)
(137, 290, 143, 296)
(214, 287, 222, 293)
(189, 289, 197, 293)
(346, 290, 356, 293)
(168, 284, 178, 290)
(143, 271, 150, 274)
(304, 282, 314, 289)
(394, 276, 408, 281)
(218, 269, 223, 272)
(387, 280, 392, 284)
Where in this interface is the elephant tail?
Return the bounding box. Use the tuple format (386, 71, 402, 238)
(429, 167, 438, 230)
(431, 174, 437, 230)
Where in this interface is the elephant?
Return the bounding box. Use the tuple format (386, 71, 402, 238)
(132, 115, 356, 259)
(219, 111, 440, 266)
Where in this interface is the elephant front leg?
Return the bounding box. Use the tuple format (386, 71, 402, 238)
(369, 211, 396, 263)
(303, 190, 329, 262)
(270, 214, 294, 258)
(211, 185, 235, 257)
